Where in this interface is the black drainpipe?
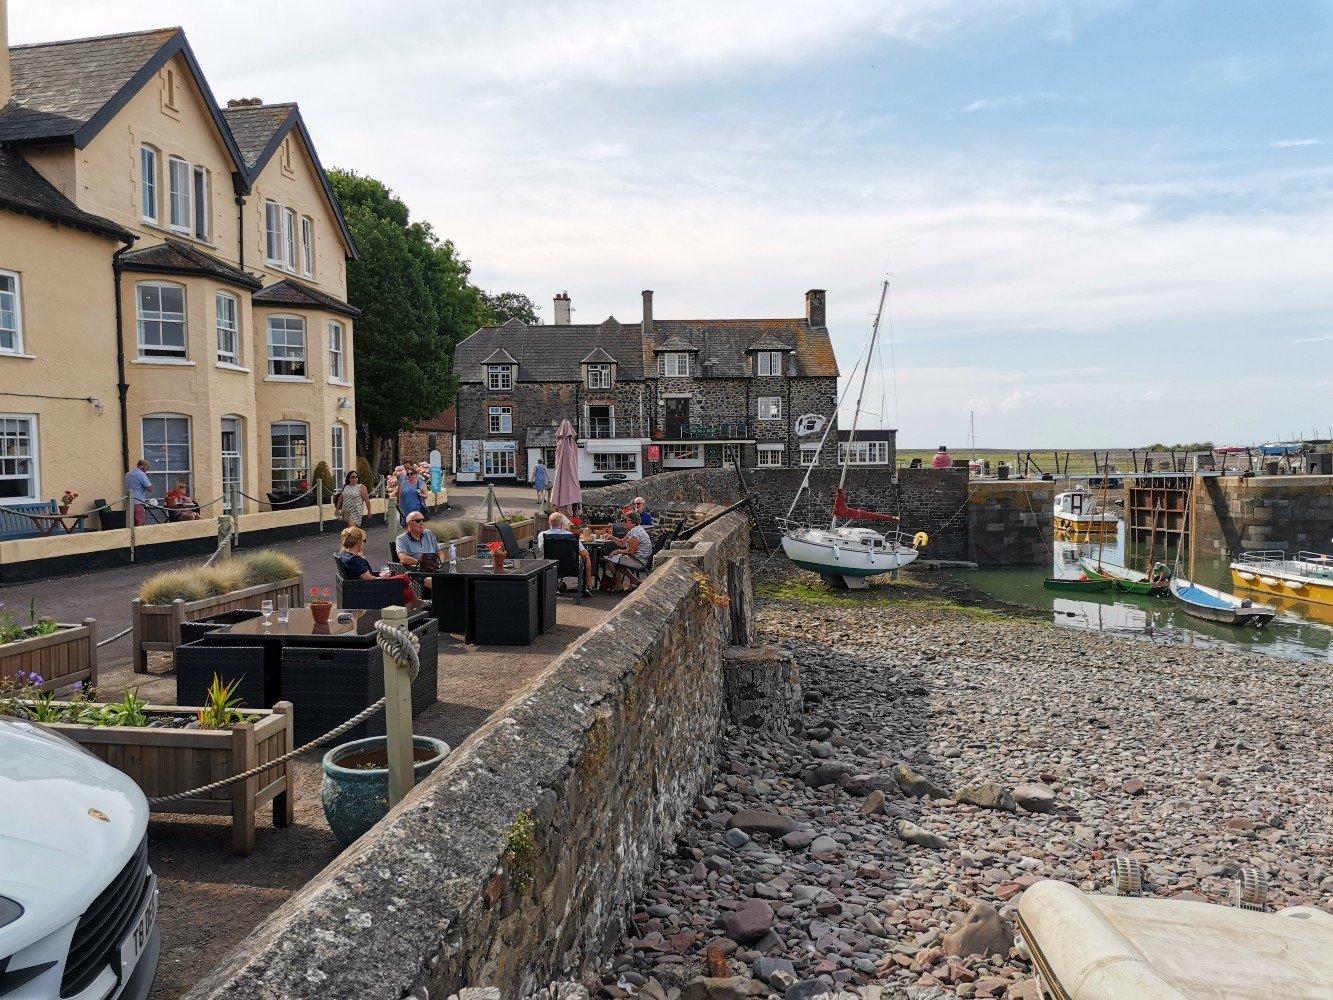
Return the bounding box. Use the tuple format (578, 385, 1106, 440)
(235, 191, 246, 270)
(112, 242, 134, 473)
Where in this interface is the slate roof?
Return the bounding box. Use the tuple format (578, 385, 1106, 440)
(649, 319, 839, 378)
(253, 277, 361, 318)
(747, 334, 797, 352)
(651, 335, 699, 353)
(457, 319, 647, 383)
(121, 238, 261, 288)
(580, 347, 616, 364)
(0, 28, 179, 145)
(0, 148, 132, 241)
(220, 102, 296, 169)
(481, 347, 518, 365)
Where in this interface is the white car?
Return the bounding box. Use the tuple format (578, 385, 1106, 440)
(0, 717, 159, 1000)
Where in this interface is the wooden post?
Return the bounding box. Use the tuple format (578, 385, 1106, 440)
(273, 701, 295, 828)
(316, 480, 325, 532)
(232, 488, 242, 549)
(131, 599, 147, 674)
(85, 617, 99, 689)
(231, 719, 258, 855)
(1188, 474, 1199, 581)
(380, 605, 415, 808)
(486, 484, 496, 524)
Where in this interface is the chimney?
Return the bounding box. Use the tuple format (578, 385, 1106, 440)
(0, 0, 11, 109)
(553, 291, 571, 326)
(805, 288, 826, 328)
(641, 289, 654, 340)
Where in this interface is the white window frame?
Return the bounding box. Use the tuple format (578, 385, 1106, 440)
(585, 404, 614, 438)
(757, 444, 785, 468)
(483, 444, 516, 477)
(592, 452, 637, 473)
(586, 363, 612, 389)
(839, 440, 893, 465)
(141, 413, 193, 498)
(661, 444, 704, 468)
(659, 352, 691, 377)
(191, 164, 210, 241)
(488, 405, 512, 434)
(487, 365, 513, 391)
(283, 207, 298, 270)
(136, 281, 187, 359)
(756, 351, 784, 376)
(215, 291, 239, 366)
(168, 155, 192, 233)
(300, 216, 314, 277)
(0, 413, 39, 503)
(266, 315, 307, 378)
(758, 396, 783, 421)
(270, 421, 310, 493)
(0, 269, 24, 355)
(265, 201, 283, 265)
(140, 145, 159, 224)
(331, 423, 347, 486)
(328, 321, 346, 382)
(221, 415, 244, 513)
(801, 443, 820, 466)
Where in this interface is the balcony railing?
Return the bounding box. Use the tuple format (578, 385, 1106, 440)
(533, 419, 653, 440)
(664, 420, 752, 441)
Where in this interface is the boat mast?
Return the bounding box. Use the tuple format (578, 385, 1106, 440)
(836, 277, 889, 522)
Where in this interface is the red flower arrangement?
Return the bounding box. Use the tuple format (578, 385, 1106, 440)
(308, 585, 333, 624)
(569, 516, 583, 527)
(486, 540, 507, 571)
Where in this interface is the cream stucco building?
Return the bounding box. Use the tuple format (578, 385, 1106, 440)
(0, 6, 359, 527)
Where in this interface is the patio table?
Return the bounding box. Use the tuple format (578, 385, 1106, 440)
(24, 511, 93, 537)
(409, 558, 557, 645)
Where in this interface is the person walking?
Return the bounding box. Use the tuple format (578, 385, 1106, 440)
(396, 464, 428, 527)
(533, 457, 550, 504)
(337, 470, 370, 528)
(124, 459, 153, 526)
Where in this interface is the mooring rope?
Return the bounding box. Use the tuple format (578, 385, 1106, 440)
(147, 618, 420, 805)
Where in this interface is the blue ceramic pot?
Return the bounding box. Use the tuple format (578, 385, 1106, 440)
(321, 735, 450, 846)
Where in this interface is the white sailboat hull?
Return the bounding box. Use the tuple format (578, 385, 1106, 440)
(781, 527, 920, 587)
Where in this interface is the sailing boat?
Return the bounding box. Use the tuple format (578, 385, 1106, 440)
(779, 276, 927, 589)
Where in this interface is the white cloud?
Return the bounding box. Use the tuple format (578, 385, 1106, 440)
(966, 398, 993, 413)
(998, 390, 1035, 411)
(960, 91, 1062, 114)
(1143, 389, 1162, 401)
(1272, 139, 1321, 148)
(1293, 334, 1333, 344)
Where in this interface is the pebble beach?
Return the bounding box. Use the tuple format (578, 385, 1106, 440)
(594, 566, 1333, 999)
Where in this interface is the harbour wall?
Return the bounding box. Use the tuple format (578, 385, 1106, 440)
(964, 481, 1056, 567)
(586, 467, 971, 561)
(186, 512, 753, 999)
(1193, 474, 1333, 557)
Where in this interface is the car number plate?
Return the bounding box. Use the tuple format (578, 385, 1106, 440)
(118, 874, 158, 981)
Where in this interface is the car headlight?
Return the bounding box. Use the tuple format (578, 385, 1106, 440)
(0, 896, 22, 929)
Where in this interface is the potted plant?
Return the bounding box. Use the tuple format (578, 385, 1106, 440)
(0, 598, 98, 692)
(486, 540, 507, 572)
(309, 586, 334, 625)
(321, 735, 450, 846)
(59, 489, 78, 515)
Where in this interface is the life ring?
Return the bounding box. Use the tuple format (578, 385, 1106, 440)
(912, 531, 929, 548)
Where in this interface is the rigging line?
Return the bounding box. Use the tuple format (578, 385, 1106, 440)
(884, 274, 901, 430)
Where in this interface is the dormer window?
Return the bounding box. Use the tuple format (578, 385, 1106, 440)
(487, 365, 513, 391)
(756, 351, 784, 376)
(587, 364, 612, 390)
(660, 352, 691, 377)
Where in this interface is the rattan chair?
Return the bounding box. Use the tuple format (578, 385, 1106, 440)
(175, 643, 271, 709)
(178, 609, 264, 647)
(334, 560, 412, 609)
(494, 520, 536, 559)
(540, 534, 585, 604)
(472, 575, 538, 645)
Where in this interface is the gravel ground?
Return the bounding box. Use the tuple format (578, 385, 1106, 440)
(598, 564, 1333, 999)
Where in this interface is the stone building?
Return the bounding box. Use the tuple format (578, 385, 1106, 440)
(395, 406, 455, 472)
(0, 8, 359, 528)
(453, 289, 841, 485)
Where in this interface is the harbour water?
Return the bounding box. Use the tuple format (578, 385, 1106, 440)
(959, 522, 1333, 663)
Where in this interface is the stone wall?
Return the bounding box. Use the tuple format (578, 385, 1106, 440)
(965, 481, 1056, 567)
(186, 512, 753, 1000)
(588, 466, 970, 561)
(1192, 474, 1333, 557)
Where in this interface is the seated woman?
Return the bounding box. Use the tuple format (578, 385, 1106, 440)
(337, 526, 377, 579)
(603, 507, 652, 591)
(165, 480, 202, 521)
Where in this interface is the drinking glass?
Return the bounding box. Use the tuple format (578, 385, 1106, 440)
(260, 599, 274, 624)
(276, 595, 290, 623)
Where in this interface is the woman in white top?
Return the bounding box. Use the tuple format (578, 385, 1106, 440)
(604, 508, 652, 591)
(338, 470, 371, 527)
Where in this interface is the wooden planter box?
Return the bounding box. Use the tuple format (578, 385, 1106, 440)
(0, 619, 98, 692)
(447, 534, 478, 559)
(132, 575, 304, 672)
(479, 518, 536, 547)
(45, 700, 295, 855)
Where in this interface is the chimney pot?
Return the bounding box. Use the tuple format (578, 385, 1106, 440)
(805, 288, 827, 328)
(553, 291, 571, 325)
(641, 289, 654, 340)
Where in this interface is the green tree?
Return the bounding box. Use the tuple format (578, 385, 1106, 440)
(481, 290, 542, 325)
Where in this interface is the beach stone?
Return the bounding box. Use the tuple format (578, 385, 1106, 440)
(805, 762, 857, 788)
(955, 782, 1017, 812)
(724, 899, 774, 944)
(894, 763, 949, 798)
(1123, 779, 1146, 796)
(727, 810, 797, 837)
(810, 835, 841, 854)
(752, 957, 797, 984)
(897, 821, 948, 850)
(784, 983, 833, 1000)
(1012, 782, 1056, 813)
(781, 830, 814, 850)
(860, 789, 888, 815)
(943, 902, 1014, 960)
(681, 977, 761, 1000)
(725, 828, 752, 847)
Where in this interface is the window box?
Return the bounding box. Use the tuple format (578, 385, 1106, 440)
(0, 618, 99, 693)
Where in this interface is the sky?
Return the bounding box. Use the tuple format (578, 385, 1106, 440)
(13, 1, 1333, 448)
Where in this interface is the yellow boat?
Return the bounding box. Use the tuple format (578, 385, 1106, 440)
(1231, 550, 1333, 607)
(1053, 489, 1119, 539)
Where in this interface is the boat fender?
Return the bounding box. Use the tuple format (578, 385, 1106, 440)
(912, 531, 929, 548)
(833, 544, 841, 560)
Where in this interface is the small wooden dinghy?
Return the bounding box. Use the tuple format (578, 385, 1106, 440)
(1044, 576, 1112, 593)
(1170, 577, 1275, 627)
(1080, 557, 1171, 595)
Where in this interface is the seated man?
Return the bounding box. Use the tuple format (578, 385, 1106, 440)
(537, 511, 594, 592)
(395, 511, 439, 586)
(603, 507, 652, 591)
(632, 496, 654, 526)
